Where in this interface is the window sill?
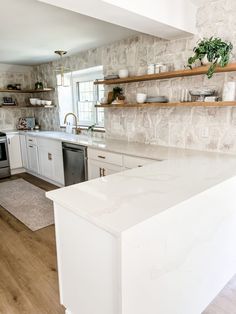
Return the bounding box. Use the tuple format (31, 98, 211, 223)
(60, 125, 105, 133)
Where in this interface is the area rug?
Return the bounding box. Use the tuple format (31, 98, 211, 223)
(0, 178, 54, 231)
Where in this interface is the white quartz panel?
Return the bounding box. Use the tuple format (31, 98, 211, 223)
(54, 203, 119, 314)
(121, 176, 236, 314)
(47, 152, 236, 235)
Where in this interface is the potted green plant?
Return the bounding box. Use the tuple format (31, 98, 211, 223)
(187, 37, 233, 78)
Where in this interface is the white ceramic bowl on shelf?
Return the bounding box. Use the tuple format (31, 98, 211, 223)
(136, 93, 147, 104)
(45, 100, 52, 106)
(100, 97, 107, 104)
(119, 69, 129, 78)
(29, 98, 38, 105)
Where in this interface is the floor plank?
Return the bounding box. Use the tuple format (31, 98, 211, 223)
(0, 173, 64, 314)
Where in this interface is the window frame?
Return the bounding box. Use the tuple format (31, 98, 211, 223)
(72, 67, 104, 128)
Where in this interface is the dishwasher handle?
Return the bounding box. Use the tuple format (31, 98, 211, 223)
(63, 147, 87, 156)
(62, 142, 87, 152)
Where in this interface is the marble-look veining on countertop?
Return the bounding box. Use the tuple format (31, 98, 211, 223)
(47, 149, 236, 235)
(30, 0, 236, 154)
(19, 130, 204, 160)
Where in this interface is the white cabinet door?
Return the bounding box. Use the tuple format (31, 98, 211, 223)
(38, 147, 54, 179)
(19, 134, 28, 169)
(88, 159, 123, 180)
(27, 144, 39, 173)
(52, 151, 64, 185)
(7, 134, 23, 170)
(38, 146, 64, 185)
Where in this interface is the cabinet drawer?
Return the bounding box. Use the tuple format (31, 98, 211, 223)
(88, 159, 123, 180)
(123, 155, 154, 169)
(26, 136, 37, 145)
(88, 148, 123, 166)
(37, 137, 62, 151)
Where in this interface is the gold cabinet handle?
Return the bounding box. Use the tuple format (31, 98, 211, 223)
(48, 153, 52, 160)
(99, 167, 102, 177)
(98, 155, 106, 159)
(102, 168, 106, 176)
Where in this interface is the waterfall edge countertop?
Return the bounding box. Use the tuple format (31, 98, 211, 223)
(46, 147, 236, 236)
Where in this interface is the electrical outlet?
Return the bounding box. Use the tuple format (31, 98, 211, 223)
(201, 127, 209, 138)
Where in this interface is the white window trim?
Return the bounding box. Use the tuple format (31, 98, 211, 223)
(72, 66, 104, 127)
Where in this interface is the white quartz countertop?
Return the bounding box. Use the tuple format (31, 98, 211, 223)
(7, 130, 236, 236)
(17, 130, 214, 161)
(46, 149, 236, 236)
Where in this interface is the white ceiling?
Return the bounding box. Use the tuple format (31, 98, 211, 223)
(0, 0, 137, 65)
(39, 0, 198, 40)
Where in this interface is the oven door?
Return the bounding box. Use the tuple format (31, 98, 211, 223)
(0, 138, 9, 168)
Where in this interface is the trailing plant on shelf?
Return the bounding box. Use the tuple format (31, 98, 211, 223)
(187, 37, 233, 79)
(108, 86, 125, 103)
(112, 87, 124, 100)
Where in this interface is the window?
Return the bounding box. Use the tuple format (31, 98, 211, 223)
(58, 66, 104, 127)
(77, 80, 104, 126)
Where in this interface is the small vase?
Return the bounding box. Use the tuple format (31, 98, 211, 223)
(202, 55, 222, 66)
(202, 55, 210, 66)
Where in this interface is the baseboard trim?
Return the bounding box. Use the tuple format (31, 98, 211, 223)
(11, 168, 26, 175)
(26, 170, 64, 187)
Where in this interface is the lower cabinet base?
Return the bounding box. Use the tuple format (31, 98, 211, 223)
(26, 170, 64, 187)
(11, 167, 26, 175)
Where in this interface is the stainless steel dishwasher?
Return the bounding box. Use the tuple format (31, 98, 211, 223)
(62, 142, 88, 186)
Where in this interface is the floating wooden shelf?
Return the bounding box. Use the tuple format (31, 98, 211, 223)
(95, 101, 236, 108)
(0, 105, 55, 109)
(94, 63, 236, 85)
(0, 88, 54, 93)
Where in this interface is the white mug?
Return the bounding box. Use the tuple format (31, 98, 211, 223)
(136, 93, 147, 104)
(119, 69, 129, 78)
(100, 97, 107, 104)
(222, 82, 236, 101)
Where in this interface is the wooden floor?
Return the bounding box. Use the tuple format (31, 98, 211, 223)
(0, 173, 235, 314)
(0, 173, 64, 314)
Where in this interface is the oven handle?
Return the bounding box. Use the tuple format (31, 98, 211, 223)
(0, 138, 7, 144)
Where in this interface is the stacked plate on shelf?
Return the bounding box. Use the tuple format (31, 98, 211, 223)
(146, 96, 168, 103)
(104, 75, 119, 80)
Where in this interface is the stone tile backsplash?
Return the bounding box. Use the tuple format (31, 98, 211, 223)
(2, 0, 236, 154)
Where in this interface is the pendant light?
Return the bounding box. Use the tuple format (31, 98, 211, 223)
(54, 50, 71, 87)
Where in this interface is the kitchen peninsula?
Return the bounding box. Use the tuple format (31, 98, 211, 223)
(47, 148, 236, 314)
